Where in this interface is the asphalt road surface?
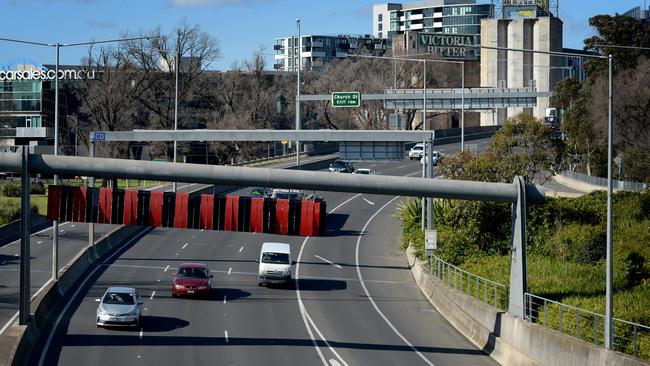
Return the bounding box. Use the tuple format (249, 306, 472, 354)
(37, 140, 499, 366)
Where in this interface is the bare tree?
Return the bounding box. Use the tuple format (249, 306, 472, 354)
(124, 23, 220, 160)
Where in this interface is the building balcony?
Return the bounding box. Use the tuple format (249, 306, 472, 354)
(274, 54, 286, 60)
(273, 44, 284, 51)
(15, 127, 53, 139)
(302, 51, 326, 57)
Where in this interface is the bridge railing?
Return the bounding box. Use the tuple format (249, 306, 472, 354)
(426, 254, 509, 311)
(561, 171, 647, 192)
(525, 293, 650, 358)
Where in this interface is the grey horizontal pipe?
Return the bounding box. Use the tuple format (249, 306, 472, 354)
(0, 153, 545, 203)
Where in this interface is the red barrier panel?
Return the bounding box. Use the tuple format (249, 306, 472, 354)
(313, 201, 322, 236)
(299, 200, 314, 236)
(274, 199, 289, 235)
(149, 191, 164, 227)
(250, 197, 264, 233)
(225, 195, 239, 232)
(47, 186, 62, 221)
(123, 190, 138, 225)
(174, 192, 189, 229)
(72, 187, 87, 222)
(200, 194, 214, 230)
(98, 188, 113, 224)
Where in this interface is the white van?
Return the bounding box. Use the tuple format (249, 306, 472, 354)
(258, 242, 293, 286)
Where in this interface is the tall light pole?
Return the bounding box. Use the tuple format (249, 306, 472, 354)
(461, 60, 465, 151)
(0, 34, 157, 324)
(173, 31, 180, 192)
(296, 18, 301, 167)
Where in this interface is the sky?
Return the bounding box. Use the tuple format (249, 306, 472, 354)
(0, 0, 646, 71)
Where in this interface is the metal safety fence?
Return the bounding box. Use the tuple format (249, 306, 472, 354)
(525, 293, 650, 359)
(562, 171, 647, 192)
(425, 255, 509, 311)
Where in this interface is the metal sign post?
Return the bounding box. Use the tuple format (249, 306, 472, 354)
(19, 148, 31, 325)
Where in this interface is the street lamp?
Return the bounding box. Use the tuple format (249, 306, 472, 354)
(0, 34, 157, 325)
(471, 43, 615, 349)
(296, 18, 301, 167)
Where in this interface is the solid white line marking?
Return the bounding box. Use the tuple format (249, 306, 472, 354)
(238, 246, 244, 253)
(296, 237, 349, 366)
(223, 296, 227, 304)
(182, 243, 188, 249)
(164, 265, 170, 272)
(363, 198, 375, 205)
(224, 330, 229, 342)
(329, 359, 342, 366)
(355, 197, 435, 366)
(227, 267, 232, 275)
(314, 255, 342, 269)
(149, 291, 156, 300)
(139, 328, 143, 339)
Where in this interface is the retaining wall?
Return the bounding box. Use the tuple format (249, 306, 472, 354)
(407, 247, 649, 366)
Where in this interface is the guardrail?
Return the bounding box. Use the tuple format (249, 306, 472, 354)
(425, 254, 509, 311)
(526, 293, 650, 359)
(561, 171, 647, 192)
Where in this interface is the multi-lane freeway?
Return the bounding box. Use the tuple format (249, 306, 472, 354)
(12, 140, 503, 366)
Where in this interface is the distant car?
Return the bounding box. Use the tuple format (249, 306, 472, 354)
(408, 143, 425, 160)
(0, 172, 8, 180)
(328, 160, 354, 173)
(353, 168, 376, 175)
(172, 263, 213, 298)
(271, 188, 303, 200)
(420, 151, 444, 166)
(95, 287, 143, 328)
(249, 187, 272, 198)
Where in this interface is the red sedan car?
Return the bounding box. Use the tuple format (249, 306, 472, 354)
(172, 263, 213, 298)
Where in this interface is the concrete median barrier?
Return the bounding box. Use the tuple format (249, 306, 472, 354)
(0, 225, 144, 366)
(406, 247, 649, 366)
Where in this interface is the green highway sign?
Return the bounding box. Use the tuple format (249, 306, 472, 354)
(332, 91, 360, 107)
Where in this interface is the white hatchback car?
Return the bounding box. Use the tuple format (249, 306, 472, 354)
(408, 143, 424, 160)
(353, 168, 376, 175)
(96, 287, 143, 328)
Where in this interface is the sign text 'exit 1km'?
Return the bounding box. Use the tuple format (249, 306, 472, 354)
(332, 92, 360, 107)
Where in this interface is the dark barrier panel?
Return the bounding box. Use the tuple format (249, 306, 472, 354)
(71, 187, 87, 223)
(318, 201, 327, 236)
(238, 196, 251, 232)
(263, 198, 276, 234)
(98, 188, 112, 224)
(225, 195, 239, 232)
(250, 197, 264, 233)
(149, 191, 164, 227)
(213, 195, 226, 231)
(288, 199, 301, 236)
(86, 187, 99, 223)
(162, 192, 176, 228)
(275, 199, 289, 235)
(111, 189, 124, 225)
(200, 194, 214, 230)
(187, 195, 202, 230)
(124, 190, 138, 225)
(136, 190, 151, 226)
(59, 186, 74, 222)
(174, 192, 189, 229)
(299, 200, 314, 236)
(46, 186, 62, 221)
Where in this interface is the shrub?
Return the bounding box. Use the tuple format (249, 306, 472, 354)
(1, 183, 21, 197)
(574, 231, 606, 265)
(0, 198, 37, 225)
(30, 181, 45, 194)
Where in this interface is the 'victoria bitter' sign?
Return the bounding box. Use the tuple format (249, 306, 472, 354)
(417, 33, 477, 59)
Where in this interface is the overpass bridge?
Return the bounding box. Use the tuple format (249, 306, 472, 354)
(299, 87, 547, 110)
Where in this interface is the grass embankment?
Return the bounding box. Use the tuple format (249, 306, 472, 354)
(397, 191, 650, 359)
